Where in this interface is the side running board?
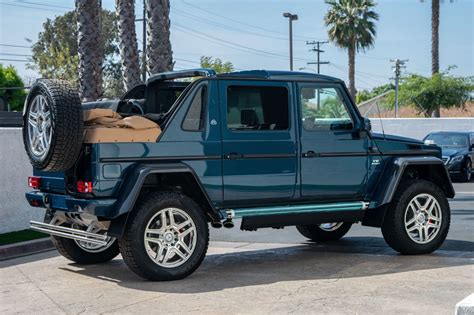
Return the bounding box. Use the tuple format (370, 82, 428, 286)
(30, 221, 108, 246)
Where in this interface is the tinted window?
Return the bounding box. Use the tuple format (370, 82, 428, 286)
(182, 86, 207, 131)
(425, 134, 469, 148)
(300, 87, 353, 131)
(227, 86, 289, 131)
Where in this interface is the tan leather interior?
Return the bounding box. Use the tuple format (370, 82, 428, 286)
(83, 108, 161, 143)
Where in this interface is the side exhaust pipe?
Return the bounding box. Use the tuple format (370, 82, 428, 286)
(30, 221, 108, 246)
(222, 219, 234, 228)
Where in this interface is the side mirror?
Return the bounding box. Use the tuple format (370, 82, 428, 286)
(424, 139, 436, 146)
(363, 117, 372, 132)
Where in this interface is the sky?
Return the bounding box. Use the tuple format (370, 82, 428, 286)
(0, 0, 473, 91)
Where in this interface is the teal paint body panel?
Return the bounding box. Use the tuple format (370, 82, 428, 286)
(218, 80, 297, 202)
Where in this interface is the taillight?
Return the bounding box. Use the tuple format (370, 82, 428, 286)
(77, 180, 93, 193)
(28, 176, 41, 189)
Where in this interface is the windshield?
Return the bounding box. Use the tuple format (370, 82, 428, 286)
(425, 134, 468, 148)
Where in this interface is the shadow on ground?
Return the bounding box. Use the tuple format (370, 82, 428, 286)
(52, 237, 473, 294)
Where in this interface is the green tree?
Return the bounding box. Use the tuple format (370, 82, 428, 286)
(398, 71, 473, 116)
(0, 65, 27, 111)
(146, 0, 173, 74)
(29, 8, 118, 97)
(356, 83, 394, 103)
(116, 0, 142, 90)
(421, 0, 454, 117)
(325, 0, 379, 99)
(200, 56, 234, 73)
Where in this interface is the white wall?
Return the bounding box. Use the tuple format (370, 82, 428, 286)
(0, 128, 44, 234)
(0, 118, 473, 233)
(370, 118, 474, 140)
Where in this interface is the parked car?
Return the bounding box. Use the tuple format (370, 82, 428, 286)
(23, 69, 454, 281)
(424, 131, 474, 182)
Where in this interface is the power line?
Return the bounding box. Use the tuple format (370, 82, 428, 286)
(0, 58, 30, 62)
(179, 0, 316, 41)
(172, 8, 307, 43)
(0, 43, 32, 49)
(16, 0, 73, 10)
(0, 1, 66, 13)
(0, 52, 32, 57)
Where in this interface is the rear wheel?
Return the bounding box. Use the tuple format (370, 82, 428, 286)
(52, 231, 119, 265)
(118, 192, 209, 281)
(381, 179, 450, 254)
(296, 222, 352, 242)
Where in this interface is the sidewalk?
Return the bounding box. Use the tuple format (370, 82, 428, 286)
(1, 241, 472, 314)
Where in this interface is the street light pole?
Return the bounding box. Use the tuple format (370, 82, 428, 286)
(283, 12, 298, 71)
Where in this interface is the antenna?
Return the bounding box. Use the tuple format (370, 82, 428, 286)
(375, 99, 386, 139)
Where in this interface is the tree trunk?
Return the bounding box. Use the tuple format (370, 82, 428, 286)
(431, 0, 440, 117)
(146, 0, 173, 75)
(116, 0, 142, 90)
(76, 0, 103, 102)
(347, 39, 356, 100)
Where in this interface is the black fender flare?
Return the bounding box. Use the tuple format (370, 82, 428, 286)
(108, 163, 222, 237)
(362, 156, 455, 227)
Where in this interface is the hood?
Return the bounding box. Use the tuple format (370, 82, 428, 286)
(441, 147, 468, 157)
(371, 133, 423, 144)
(371, 132, 441, 157)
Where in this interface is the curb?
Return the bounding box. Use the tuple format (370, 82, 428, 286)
(456, 294, 474, 315)
(0, 238, 55, 261)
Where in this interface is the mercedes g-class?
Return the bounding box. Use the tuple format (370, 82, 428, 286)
(23, 69, 454, 281)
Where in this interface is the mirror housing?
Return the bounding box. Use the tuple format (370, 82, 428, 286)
(424, 139, 436, 146)
(363, 117, 372, 132)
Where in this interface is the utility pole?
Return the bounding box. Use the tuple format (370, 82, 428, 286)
(283, 12, 298, 71)
(306, 40, 329, 74)
(390, 59, 408, 118)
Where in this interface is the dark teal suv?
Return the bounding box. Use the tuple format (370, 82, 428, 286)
(23, 69, 454, 281)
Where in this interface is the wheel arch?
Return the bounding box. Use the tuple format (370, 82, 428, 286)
(362, 156, 454, 227)
(108, 163, 222, 237)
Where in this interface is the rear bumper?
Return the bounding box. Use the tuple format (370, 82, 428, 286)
(25, 191, 117, 218)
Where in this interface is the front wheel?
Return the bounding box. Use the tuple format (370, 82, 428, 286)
(118, 192, 209, 281)
(296, 222, 352, 242)
(381, 180, 450, 255)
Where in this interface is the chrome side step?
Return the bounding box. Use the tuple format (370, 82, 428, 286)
(225, 201, 369, 219)
(30, 221, 108, 246)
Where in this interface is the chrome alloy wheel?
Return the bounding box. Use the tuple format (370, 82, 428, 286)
(27, 95, 52, 158)
(144, 207, 197, 268)
(404, 193, 442, 244)
(319, 222, 344, 231)
(74, 225, 116, 253)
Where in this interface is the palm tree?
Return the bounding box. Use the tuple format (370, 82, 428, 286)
(146, 0, 173, 74)
(325, 0, 379, 99)
(116, 0, 142, 90)
(76, 0, 103, 101)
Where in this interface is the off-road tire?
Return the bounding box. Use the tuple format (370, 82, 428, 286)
(459, 159, 472, 182)
(381, 179, 450, 255)
(118, 191, 209, 281)
(296, 222, 352, 242)
(52, 236, 119, 264)
(22, 79, 83, 171)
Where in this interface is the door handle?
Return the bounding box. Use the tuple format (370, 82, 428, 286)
(302, 150, 316, 158)
(225, 152, 243, 160)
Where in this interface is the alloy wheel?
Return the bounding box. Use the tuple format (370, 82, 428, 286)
(144, 207, 197, 268)
(404, 193, 442, 244)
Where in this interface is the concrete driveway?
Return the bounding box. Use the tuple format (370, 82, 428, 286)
(1, 183, 473, 314)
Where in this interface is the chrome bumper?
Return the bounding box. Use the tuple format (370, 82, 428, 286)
(30, 221, 108, 246)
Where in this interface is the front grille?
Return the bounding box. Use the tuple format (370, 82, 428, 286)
(442, 157, 449, 165)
